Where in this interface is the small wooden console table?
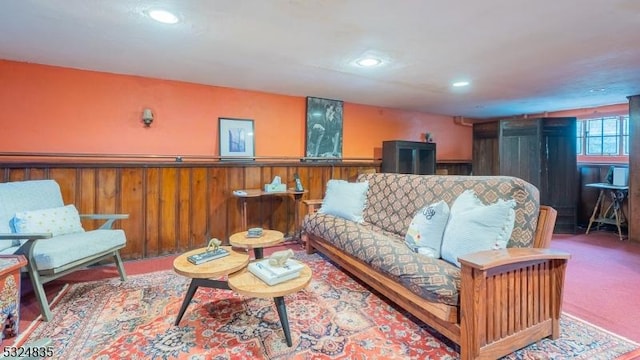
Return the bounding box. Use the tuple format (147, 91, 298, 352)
(232, 189, 307, 237)
(585, 182, 629, 241)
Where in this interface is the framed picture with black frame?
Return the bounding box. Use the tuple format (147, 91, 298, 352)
(218, 117, 255, 160)
(305, 97, 343, 159)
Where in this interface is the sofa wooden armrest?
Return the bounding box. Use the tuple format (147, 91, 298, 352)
(302, 199, 323, 215)
(458, 247, 570, 270)
(532, 206, 557, 248)
(458, 247, 570, 359)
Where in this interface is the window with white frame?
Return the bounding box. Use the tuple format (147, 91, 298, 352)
(576, 121, 583, 154)
(577, 115, 629, 156)
(623, 115, 629, 155)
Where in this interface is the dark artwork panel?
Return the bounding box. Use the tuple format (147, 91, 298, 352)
(305, 97, 343, 158)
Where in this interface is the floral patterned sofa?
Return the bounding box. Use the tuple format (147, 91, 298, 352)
(302, 173, 570, 360)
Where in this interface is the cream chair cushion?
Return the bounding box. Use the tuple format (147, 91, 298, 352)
(13, 204, 84, 237)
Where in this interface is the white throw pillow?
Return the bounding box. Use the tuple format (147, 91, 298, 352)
(404, 200, 450, 258)
(318, 180, 369, 223)
(12, 204, 85, 237)
(441, 190, 515, 267)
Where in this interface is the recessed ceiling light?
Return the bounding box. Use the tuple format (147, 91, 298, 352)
(452, 81, 470, 87)
(355, 57, 383, 67)
(148, 9, 179, 24)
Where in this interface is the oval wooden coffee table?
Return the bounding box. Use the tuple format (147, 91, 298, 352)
(229, 229, 284, 259)
(228, 264, 312, 347)
(173, 246, 249, 326)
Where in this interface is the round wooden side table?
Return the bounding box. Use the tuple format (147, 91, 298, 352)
(229, 229, 284, 259)
(228, 264, 312, 347)
(172, 246, 249, 325)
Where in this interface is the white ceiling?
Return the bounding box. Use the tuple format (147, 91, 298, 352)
(1, 0, 640, 119)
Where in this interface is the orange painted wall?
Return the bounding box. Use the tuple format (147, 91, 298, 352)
(0, 60, 472, 160)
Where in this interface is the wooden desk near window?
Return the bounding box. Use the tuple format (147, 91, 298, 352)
(585, 182, 628, 241)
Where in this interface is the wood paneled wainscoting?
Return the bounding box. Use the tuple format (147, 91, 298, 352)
(0, 160, 379, 260)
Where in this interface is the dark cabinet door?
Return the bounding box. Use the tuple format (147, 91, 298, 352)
(382, 141, 436, 175)
(417, 148, 435, 174)
(472, 121, 499, 176)
(397, 147, 416, 173)
(473, 118, 577, 233)
(540, 118, 578, 233)
(499, 119, 542, 187)
(500, 118, 577, 233)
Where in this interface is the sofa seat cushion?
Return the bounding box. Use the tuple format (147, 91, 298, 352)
(26, 229, 126, 271)
(305, 212, 401, 243)
(304, 213, 461, 306)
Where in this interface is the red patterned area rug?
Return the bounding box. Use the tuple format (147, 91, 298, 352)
(19, 252, 640, 359)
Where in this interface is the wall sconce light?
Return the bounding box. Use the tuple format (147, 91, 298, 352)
(142, 108, 154, 127)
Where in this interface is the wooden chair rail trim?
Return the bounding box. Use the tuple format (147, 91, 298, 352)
(0, 153, 382, 167)
(458, 248, 570, 271)
(302, 199, 323, 215)
(305, 233, 461, 343)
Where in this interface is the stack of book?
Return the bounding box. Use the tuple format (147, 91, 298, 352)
(187, 248, 229, 265)
(248, 258, 304, 286)
(247, 227, 263, 238)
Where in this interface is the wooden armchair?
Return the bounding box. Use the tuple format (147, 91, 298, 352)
(0, 180, 128, 321)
